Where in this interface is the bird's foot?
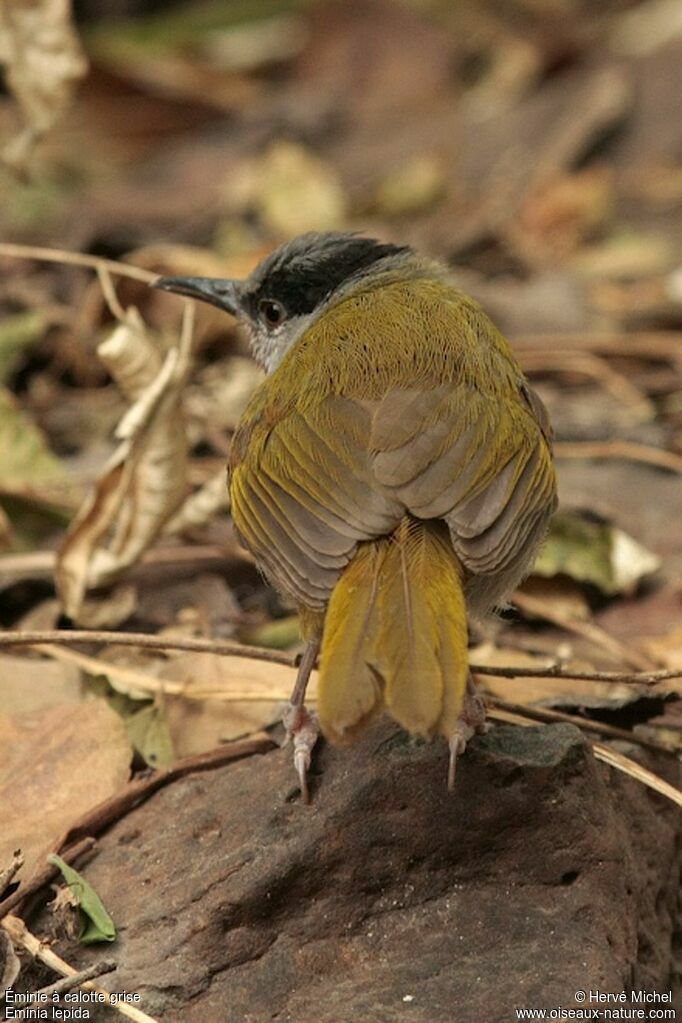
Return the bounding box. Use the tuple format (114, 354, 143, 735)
(281, 702, 320, 804)
(447, 683, 487, 791)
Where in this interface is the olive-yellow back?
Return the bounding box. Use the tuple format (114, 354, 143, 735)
(229, 273, 556, 742)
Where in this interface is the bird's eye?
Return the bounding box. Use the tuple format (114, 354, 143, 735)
(258, 299, 285, 328)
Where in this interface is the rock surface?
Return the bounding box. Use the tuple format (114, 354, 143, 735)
(32, 723, 681, 1021)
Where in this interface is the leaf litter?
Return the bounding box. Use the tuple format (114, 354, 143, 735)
(0, 2, 680, 997)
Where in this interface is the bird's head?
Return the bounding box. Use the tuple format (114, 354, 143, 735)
(154, 231, 413, 372)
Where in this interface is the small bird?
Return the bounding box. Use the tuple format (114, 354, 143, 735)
(155, 232, 557, 800)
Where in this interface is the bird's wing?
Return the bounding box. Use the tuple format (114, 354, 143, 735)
(229, 393, 403, 610)
(229, 275, 556, 613)
(368, 379, 556, 609)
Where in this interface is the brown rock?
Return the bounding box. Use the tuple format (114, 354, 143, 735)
(30, 724, 680, 1021)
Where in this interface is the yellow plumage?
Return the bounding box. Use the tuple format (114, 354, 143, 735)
(317, 518, 468, 745)
(157, 234, 557, 793)
(229, 272, 556, 748)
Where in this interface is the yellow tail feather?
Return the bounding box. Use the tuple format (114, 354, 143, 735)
(317, 518, 468, 744)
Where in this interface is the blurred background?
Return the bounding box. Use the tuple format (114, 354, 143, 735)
(0, 0, 680, 757)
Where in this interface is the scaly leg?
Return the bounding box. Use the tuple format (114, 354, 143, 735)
(448, 673, 487, 790)
(281, 637, 321, 803)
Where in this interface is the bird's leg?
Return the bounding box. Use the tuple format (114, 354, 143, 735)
(281, 637, 321, 803)
(448, 673, 487, 791)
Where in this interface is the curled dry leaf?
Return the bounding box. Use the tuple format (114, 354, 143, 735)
(56, 307, 193, 620)
(164, 469, 228, 535)
(162, 653, 306, 755)
(0, 0, 88, 172)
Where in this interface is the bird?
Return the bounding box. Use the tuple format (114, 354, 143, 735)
(155, 232, 557, 801)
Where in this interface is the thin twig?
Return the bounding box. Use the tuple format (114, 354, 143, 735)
(0, 544, 237, 580)
(0, 629, 296, 666)
(591, 744, 682, 807)
(1, 916, 158, 1023)
(37, 960, 117, 995)
(512, 591, 655, 671)
(0, 243, 157, 284)
(554, 440, 682, 473)
(518, 350, 654, 418)
(488, 696, 672, 753)
(1, 628, 681, 686)
(0, 838, 96, 922)
(97, 264, 130, 323)
(512, 331, 682, 364)
(18, 960, 116, 1010)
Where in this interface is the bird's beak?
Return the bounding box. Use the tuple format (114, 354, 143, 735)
(153, 275, 242, 316)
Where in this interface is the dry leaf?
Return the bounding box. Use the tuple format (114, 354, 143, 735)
(0, 652, 82, 716)
(471, 643, 643, 710)
(518, 167, 614, 259)
(0, 386, 71, 495)
(634, 700, 682, 754)
(56, 307, 192, 620)
(518, 576, 591, 622)
(374, 153, 445, 216)
(190, 356, 264, 433)
(162, 653, 303, 755)
(533, 509, 661, 596)
(0, 0, 88, 172)
(0, 700, 132, 878)
(164, 469, 229, 535)
(228, 141, 347, 237)
(642, 625, 682, 670)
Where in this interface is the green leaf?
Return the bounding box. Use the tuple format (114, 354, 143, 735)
(0, 387, 68, 490)
(126, 704, 174, 767)
(0, 311, 44, 384)
(533, 510, 660, 595)
(48, 854, 116, 944)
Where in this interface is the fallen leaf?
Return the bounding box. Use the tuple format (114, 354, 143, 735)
(0, 700, 132, 879)
(634, 700, 682, 754)
(239, 615, 302, 650)
(518, 166, 614, 259)
(0, 653, 82, 716)
(373, 153, 445, 216)
(56, 307, 192, 620)
(190, 356, 264, 434)
(471, 642, 644, 710)
(48, 855, 116, 943)
(73, 584, 138, 631)
(518, 576, 591, 622)
(164, 469, 229, 535)
(0, 386, 69, 492)
(0, 387, 76, 547)
(125, 703, 174, 768)
(163, 653, 302, 755)
(0, 0, 88, 172)
(0, 310, 44, 383)
(228, 141, 347, 237)
(533, 509, 661, 595)
(642, 625, 682, 669)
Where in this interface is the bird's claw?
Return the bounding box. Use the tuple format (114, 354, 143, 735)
(448, 723, 475, 791)
(447, 678, 487, 790)
(282, 702, 319, 803)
